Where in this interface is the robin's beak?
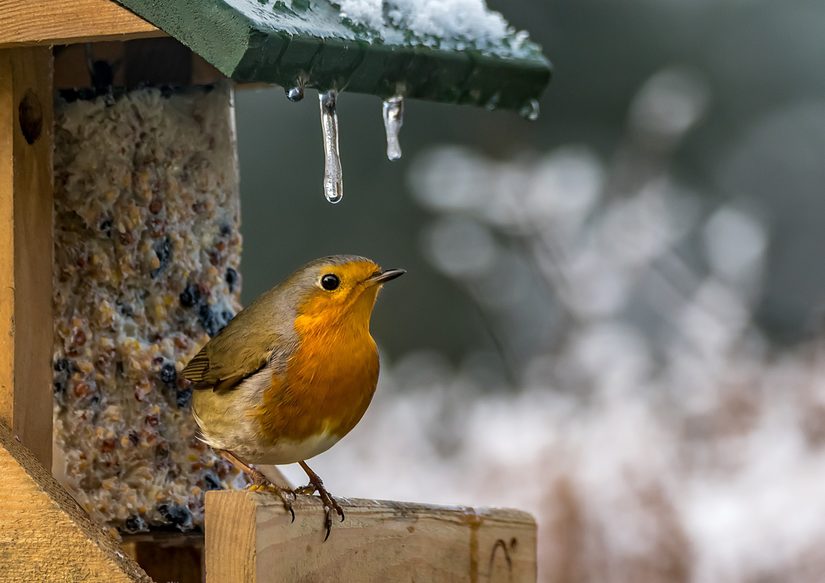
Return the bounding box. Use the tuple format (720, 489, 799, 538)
(367, 268, 406, 285)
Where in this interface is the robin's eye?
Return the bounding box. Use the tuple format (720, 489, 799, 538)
(320, 274, 340, 291)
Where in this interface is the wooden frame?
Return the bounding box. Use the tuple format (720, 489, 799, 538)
(0, 0, 161, 48)
(0, 42, 150, 581)
(0, 421, 149, 580)
(0, 46, 54, 467)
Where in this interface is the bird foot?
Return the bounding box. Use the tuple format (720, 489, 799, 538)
(216, 449, 296, 523)
(245, 469, 296, 522)
(295, 476, 345, 541)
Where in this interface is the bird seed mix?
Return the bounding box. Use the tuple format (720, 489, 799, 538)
(53, 83, 246, 533)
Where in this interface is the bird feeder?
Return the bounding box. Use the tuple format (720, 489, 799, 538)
(0, 1, 550, 581)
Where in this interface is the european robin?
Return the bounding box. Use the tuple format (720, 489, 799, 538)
(182, 255, 404, 538)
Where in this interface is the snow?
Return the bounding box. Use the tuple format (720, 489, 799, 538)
(335, 0, 530, 53)
(335, 0, 384, 30)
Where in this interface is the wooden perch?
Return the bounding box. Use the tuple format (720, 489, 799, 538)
(205, 491, 537, 582)
(0, 421, 151, 582)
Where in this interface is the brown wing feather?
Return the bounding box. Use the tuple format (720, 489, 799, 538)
(181, 348, 211, 384)
(182, 329, 274, 391)
(181, 284, 297, 392)
(181, 345, 252, 391)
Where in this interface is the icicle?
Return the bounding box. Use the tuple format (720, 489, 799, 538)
(519, 99, 540, 121)
(382, 95, 404, 161)
(286, 86, 304, 102)
(319, 90, 343, 204)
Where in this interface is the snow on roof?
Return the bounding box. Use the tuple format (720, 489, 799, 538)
(335, 0, 531, 54)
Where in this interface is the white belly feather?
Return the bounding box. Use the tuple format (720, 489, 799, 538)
(192, 365, 342, 465)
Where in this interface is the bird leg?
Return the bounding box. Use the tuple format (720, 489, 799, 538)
(297, 460, 345, 541)
(217, 449, 295, 522)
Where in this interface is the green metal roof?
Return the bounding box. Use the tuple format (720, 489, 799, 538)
(113, 0, 551, 112)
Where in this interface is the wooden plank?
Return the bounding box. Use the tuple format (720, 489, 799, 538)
(205, 491, 537, 583)
(0, 47, 54, 467)
(0, 421, 151, 581)
(0, 0, 162, 48)
(205, 491, 258, 583)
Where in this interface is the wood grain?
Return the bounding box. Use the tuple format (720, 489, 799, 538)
(206, 491, 537, 583)
(0, 421, 151, 581)
(0, 47, 54, 467)
(0, 0, 162, 48)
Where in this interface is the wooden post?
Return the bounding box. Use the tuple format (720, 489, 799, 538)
(206, 491, 537, 582)
(0, 47, 54, 468)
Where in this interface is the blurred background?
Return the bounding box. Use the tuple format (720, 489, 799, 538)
(235, 1, 825, 581)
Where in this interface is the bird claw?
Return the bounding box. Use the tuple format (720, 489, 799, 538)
(245, 471, 295, 522)
(317, 485, 344, 541)
(321, 501, 345, 541)
(323, 505, 332, 542)
(295, 479, 345, 541)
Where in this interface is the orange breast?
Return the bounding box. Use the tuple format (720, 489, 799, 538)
(253, 311, 380, 445)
